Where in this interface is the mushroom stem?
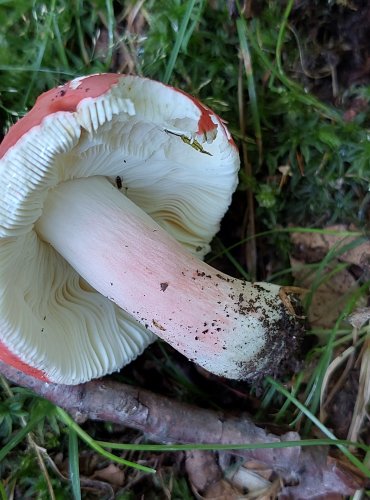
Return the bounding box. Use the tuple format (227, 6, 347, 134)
(36, 176, 302, 380)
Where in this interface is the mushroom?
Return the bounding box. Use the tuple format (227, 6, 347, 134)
(0, 73, 303, 384)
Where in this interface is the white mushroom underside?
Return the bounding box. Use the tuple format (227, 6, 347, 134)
(0, 76, 239, 383)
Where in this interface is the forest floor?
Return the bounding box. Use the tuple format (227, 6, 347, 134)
(1, 1, 370, 498)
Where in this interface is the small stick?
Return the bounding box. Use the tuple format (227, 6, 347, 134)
(0, 361, 364, 497)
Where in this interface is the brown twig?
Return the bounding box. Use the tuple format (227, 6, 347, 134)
(0, 361, 364, 498)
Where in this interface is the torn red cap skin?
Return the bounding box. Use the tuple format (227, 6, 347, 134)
(0, 73, 236, 160)
(170, 86, 236, 147)
(0, 74, 122, 160)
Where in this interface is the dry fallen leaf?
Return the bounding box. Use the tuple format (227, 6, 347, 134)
(204, 479, 244, 500)
(290, 225, 369, 329)
(291, 224, 370, 268)
(290, 256, 358, 328)
(185, 450, 222, 493)
(348, 307, 370, 330)
(347, 339, 370, 443)
(91, 463, 125, 487)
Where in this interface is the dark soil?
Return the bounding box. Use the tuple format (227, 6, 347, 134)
(292, 0, 370, 102)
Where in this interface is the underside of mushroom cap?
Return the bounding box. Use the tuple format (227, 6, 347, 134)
(0, 74, 240, 384)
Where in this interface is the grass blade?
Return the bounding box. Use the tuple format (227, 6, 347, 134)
(56, 407, 155, 474)
(68, 429, 81, 500)
(97, 438, 370, 453)
(0, 413, 46, 462)
(267, 377, 370, 478)
(162, 0, 197, 84)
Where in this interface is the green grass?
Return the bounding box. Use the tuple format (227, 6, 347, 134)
(1, 0, 370, 497)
